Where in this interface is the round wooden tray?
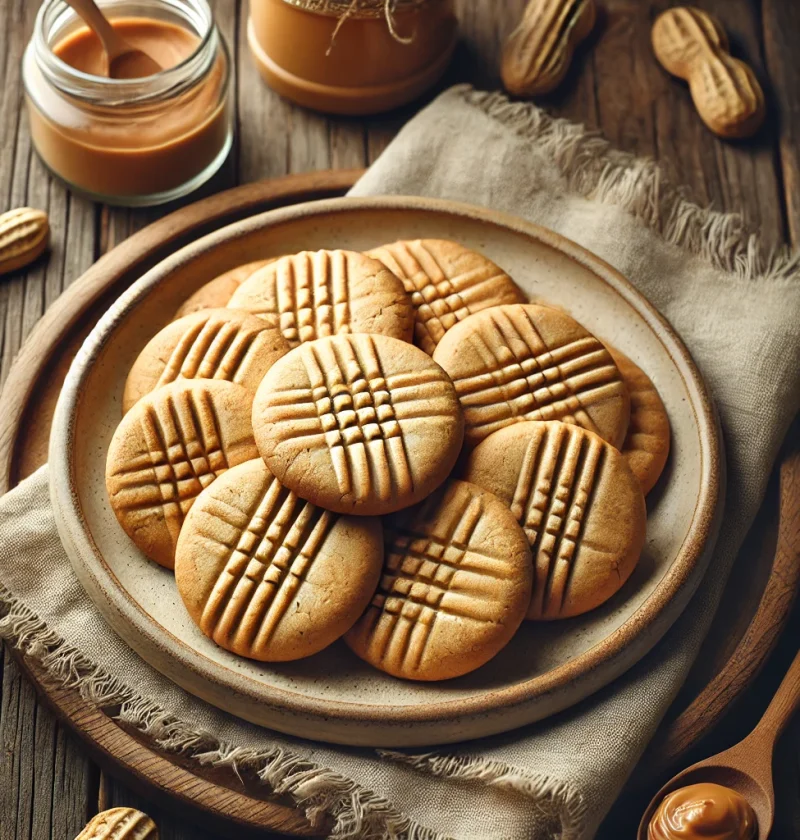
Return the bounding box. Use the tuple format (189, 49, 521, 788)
(1, 171, 798, 835)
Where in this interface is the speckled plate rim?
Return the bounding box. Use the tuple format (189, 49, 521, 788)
(49, 195, 724, 744)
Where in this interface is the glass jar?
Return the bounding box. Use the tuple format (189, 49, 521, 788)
(23, 0, 233, 206)
(248, 0, 457, 115)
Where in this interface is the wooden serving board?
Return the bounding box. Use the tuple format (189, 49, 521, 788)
(0, 171, 798, 835)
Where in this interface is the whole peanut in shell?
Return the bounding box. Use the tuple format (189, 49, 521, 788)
(652, 7, 765, 139)
(0, 207, 49, 276)
(501, 0, 597, 97)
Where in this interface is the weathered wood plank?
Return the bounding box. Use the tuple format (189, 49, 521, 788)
(0, 649, 95, 840)
(235, 11, 367, 181)
(449, 0, 785, 250)
(50, 726, 98, 840)
(0, 0, 99, 837)
(0, 648, 35, 840)
(0, 0, 97, 385)
(596, 2, 796, 834)
(453, 0, 526, 89)
(97, 775, 213, 840)
(763, 0, 800, 247)
(96, 765, 286, 839)
(0, 0, 33, 388)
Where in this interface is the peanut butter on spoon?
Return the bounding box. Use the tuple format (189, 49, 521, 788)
(638, 647, 800, 840)
(648, 783, 756, 840)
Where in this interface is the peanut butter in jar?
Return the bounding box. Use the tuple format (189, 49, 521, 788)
(248, 0, 458, 115)
(23, 0, 232, 206)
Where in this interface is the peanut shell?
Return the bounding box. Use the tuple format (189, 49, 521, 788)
(652, 7, 765, 139)
(0, 207, 49, 276)
(501, 0, 596, 97)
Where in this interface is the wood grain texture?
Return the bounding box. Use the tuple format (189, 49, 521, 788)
(0, 0, 798, 837)
(645, 426, 800, 768)
(762, 0, 800, 246)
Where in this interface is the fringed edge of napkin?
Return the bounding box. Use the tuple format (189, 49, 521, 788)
(380, 751, 587, 839)
(0, 583, 418, 838)
(0, 582, 582, 839)
(456, 86, 800, 284)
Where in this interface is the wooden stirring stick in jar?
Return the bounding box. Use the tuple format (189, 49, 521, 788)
(64, 0, 163, 79)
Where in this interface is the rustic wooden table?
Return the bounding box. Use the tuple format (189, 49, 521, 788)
(2, 1, 799, 838)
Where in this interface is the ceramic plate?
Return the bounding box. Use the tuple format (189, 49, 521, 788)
(50, 197, 723, 747)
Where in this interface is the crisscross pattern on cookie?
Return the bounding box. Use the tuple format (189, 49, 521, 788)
(79, 808, 157, 840)
(371, 240, 523, 352)
(509, 423, 606, 617)
(260, 335, 456, 504)
(156, 313, 268, 388)
(230, 251, 355, 347)
(450, 307, 625, 442)
(364, 485, 512, 673)
(195, 473, 334, 655)
(109, 387, 230, 542)
(275, 251, 351, 346)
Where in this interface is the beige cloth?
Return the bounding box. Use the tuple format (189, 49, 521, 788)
(2, 85, 800, 840)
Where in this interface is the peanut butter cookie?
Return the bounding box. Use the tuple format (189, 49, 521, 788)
(253, 334, 464, 516)
(432, 303, 630, 448)
(176, 458, 383, 662)
(367, 238, 526, 355)
(227, 250, 414, 348)
(174, 259, 275, 318)
(609, 348, 671, 495)
(123, 309, 289, 413)
(464, 421, 646, 619)
(76, 808, 158, 840)
(345, 479, 532, 680)
(107, 380, 258, 569)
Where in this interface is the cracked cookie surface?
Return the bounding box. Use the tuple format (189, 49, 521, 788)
(368, 238, 525, 355)
(609, 348, 671, 495)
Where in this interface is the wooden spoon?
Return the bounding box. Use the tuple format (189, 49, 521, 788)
(638, 647, 800, 839)
(64, 0, 162, 79)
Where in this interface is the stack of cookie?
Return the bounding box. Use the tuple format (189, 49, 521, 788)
(106, 241, 670, 681)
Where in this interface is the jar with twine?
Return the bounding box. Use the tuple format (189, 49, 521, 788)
(247, 0, 458, 115)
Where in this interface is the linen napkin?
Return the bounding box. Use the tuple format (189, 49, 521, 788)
(2, 85, 800, 840)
